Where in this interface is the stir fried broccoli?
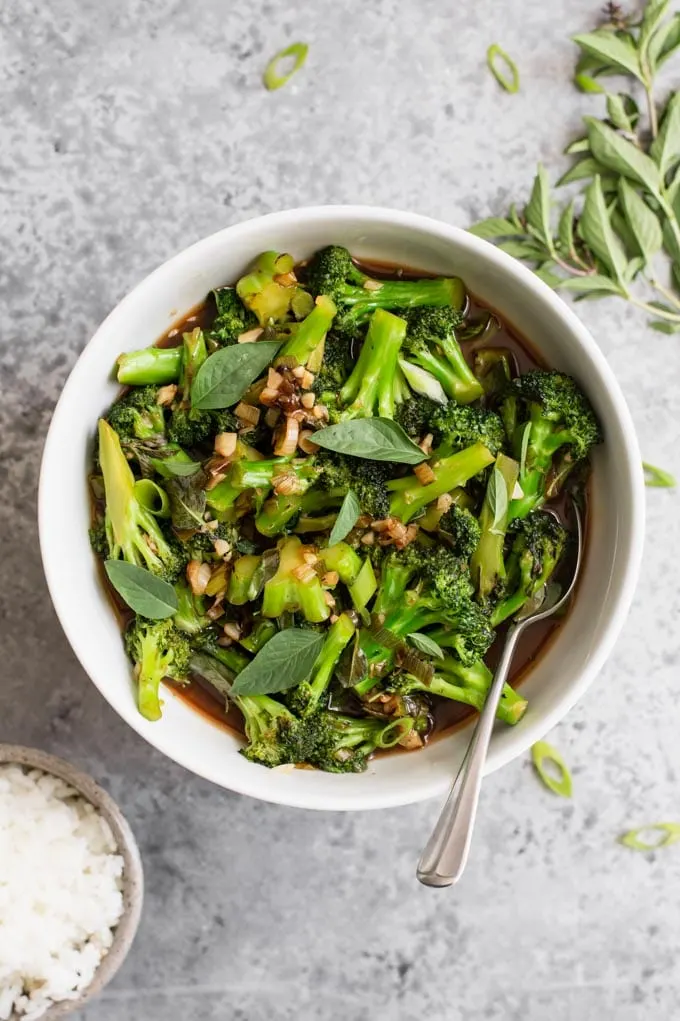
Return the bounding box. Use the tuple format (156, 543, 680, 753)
(90, 244, 600, 773)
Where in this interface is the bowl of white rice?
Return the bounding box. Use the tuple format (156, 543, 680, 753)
(0, 745, 143, 1020)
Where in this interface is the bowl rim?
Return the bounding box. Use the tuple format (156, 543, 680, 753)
(38, 204, 645, 810)
(0, 744, 143, 1018)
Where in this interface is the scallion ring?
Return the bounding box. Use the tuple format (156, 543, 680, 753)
(620, 823, 680, 852)
(643, 462, 676, 488)
(531, 740, 572, 798)
(263, 42, 308, 91)
(486, 44, 520, 94)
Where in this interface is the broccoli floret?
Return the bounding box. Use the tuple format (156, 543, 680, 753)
(334, 309, 408, 420)
(236, 251, 300, 325)
(395, 396, 442, 439)
(430, 402, 507, 457)
(308, 246, 466, 335)
(106, 387, 166, 442)
(490, 512, 569, 626)
(208, 286, 258, 346)
(503, 370, 602, 519)
(317, 451, 391, 520)
(97, 419, 187, 581)
(438, 505, 481, 558)
(173, 580, 210, 635)
(183, 521, 243, 562)
(124, 617, 191, 721)
(389, 661, 527, 726)
(304, 712, 416, 772)
(89, 518, 110, 558)
(261, 537, 330, 622)
(388, 442, 495, 524)
(402, 308, 483, 405)
(167, 407, 212, 447)
(311, 330, 355, 397)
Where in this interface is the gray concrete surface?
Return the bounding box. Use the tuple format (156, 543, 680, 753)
(2, 1, 680, 1018)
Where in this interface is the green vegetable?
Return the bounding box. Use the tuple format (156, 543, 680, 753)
(531, 740, 573, 798)
(470, 2, 680, 330)
(263, 42, 308, 91)
(328, 490, 360, 546)
(191, 341, 282, 410)
(486, 44, 520, 94)
(643, 461, 676, 487)
(619, 823, 680, 851)
(407, 633, 445, 660)
(230, 629, 325, 696)
(116, 347, 183, 385)
(104, 561, 178, 619)
(313, 419, 427, 465)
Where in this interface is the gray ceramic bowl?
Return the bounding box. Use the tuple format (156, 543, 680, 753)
(0, 745, 144, 1019)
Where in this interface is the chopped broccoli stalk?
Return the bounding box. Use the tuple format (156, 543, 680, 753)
(125, 618, 191, 721)
(278, 296, 337, 366)
(116, 346, 183, 385)
(291, 612, 356, 714)
(388, 442, 495, 523)
(236, 251, 298, 325)
(471, 453, 519, 603)
(319, 542, 362, 585)
(256, 485, 343, 537)
(106, 387, 166, 442)
(491, 512, 568, 626)
(348, 558, 377, 613)
(338, 309, 408, 419)
(208, 286, 258, 345)
(503, 371, 602, 520)
(308, 245, 465, 333)
(173, 581, 210, 635)
(97, 419, 186, 580)
(239, 618, 277, 653)
(179, 327, 207, 394)
(294, 512, 340, 534)
(403, 308, 483, 405)
(262, 537, 330, 622)
(474, 347, 513, 399)
(392, 661, 526, 726)
(227, 554, 264, 605)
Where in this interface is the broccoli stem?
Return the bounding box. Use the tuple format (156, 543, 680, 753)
(307, 612, 356, 708)
(117, 346, 183, 385)
(435, 335, 484, 404)
(319, 543, 362, 584)
(262, 537, 330, 622)
(339, 309, 407, 418)
(388, 442, 495, 523)
(430, 661, 527, 725)
(278, 296, 337, 365)
(255, 483, 340, 537)
(227, 555, 264, 605)
(294, 512, 339, 534)
(470, 453, 519, 601)
(180, 327, 207, 393)
(343, 276, 465, 314)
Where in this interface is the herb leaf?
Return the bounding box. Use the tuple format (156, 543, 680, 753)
(531, 740, 573, 798)
(191, 341, 281, 410)
(104, 561, 178, 619)
(153, 457, 202, 478)
(328, 490, 361, 546)
(166, 476, 207, 530)
(312, 419, 427, 464)
(525, 164, 555, 254)
(585, 118, 662, 198)
(557, 157, 609, 187)
(230, 628, 325, 695)
(468, 217, 524, 239)
(407, 633, 445, 660)
(487, 465, 509, 535)
(620, 822, 680, 851)
(643, 461, 676, 487)
(651, 91, 680, 176)
(579, 176, 629, 285)
(618, 178, 663, 265)
(556, 274, 626, 295)
(572, 30, 642, 80)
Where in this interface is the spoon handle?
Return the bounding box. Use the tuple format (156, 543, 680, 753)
(416, 622, 523, 888)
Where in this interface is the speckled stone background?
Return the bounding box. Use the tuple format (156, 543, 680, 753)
(2, 0, 680, 1018)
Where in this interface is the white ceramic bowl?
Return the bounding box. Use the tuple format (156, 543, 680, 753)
(39, 206, 645, 811)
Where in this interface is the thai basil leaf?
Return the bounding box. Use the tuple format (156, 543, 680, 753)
(151, 456, 202, 478)
(557, 275, 626, 295)
(230, 628, 325, 695)
(328, 491, 361, 546)
(585, 118, 662, 199)
(497, 239, 547, 260)
(487, 465, 508, 536)
(578, 176, 629, 285)
(651, 91, 680, 177)
(312, 419, 426, 464)
(557, 157, 609, 187)
(166, 476, 207, 530)
(104, 561, 178, 619)
(407, 633, 445, 660)
(572, 30, 642, 80)
(468, 217, 525, 239)
(606, 93, 637, 134)
(525, 164, 555, 253)
(557, 199, 576, 256)
(652, 12, 680, 67)
(191, 341, 281, 410)
(564, 137, 590, 155)
(648, 320, 680, 334)
(618, 178, 663, 264)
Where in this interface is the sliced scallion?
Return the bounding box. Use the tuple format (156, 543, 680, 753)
(643, 462, 676, 488)
(486, 44, 520, 94)
(619, 823, 680, 852)
(531, 740, 572, 798)
(263, 42, 308, 91)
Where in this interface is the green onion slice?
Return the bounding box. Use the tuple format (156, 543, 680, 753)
(643, 462, 676, 488)
(263, 42, 308, 91)
(620, 823, 680, 852)
(531, 740, 572, 798)
(486, 44, 520, 94)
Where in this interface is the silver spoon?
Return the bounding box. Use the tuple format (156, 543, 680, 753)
(416, 502, 583, 889)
